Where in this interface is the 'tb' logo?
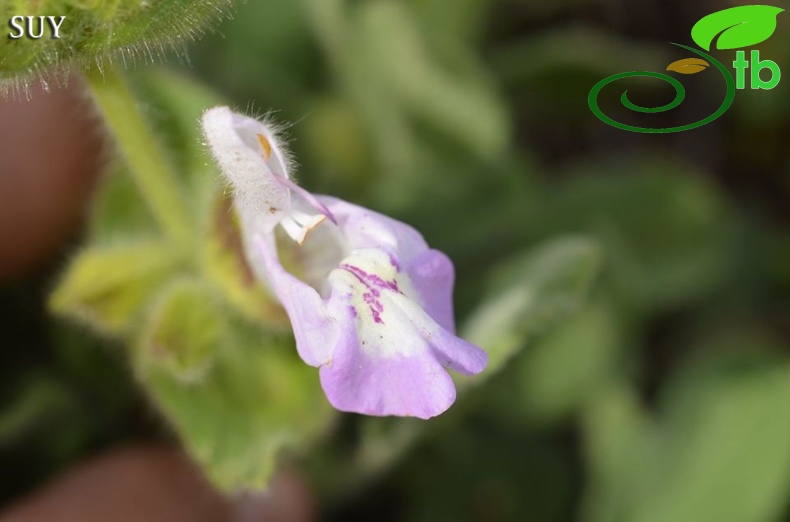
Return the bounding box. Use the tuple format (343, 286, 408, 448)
(589, 5, 784, 133)
(734, 50, 781, 90)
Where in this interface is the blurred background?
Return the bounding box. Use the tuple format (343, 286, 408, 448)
(2, 0, 790, 520)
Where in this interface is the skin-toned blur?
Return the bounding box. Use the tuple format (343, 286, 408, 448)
(0, 79, 101, 280)
(0, 446, 314, 522)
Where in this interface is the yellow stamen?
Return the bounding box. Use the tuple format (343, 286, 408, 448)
(256, 133, 272, 159)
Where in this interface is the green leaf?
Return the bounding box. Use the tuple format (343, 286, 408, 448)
(691, 6, 784, 51)
(89, 160, 161, 242)
(49, 241, 180, 336)
(517, 298, 623, 423)
(407, 0, 495, 42)
(326, 0, 508, 203)
(356, 1, 508, 160)
(580, 384, 653, 522)
(637, 358, 790, 522)
(0, 0, 236, 90)
(549, 156, 734, 312)
(137, 279, 224, 383)
(461, 237, 603, 382)
(582, 352, 790, 522)
(137, 311, 335, 491)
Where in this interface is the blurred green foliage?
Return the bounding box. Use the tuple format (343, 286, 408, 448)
(2, 0, 790, 520)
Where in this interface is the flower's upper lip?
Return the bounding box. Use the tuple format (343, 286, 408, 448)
(204, 107, 337, 245)
(201, 107, 291, 234)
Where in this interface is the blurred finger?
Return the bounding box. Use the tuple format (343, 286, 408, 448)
(0, 445, 316, 522)
(0, 78, 103, 280)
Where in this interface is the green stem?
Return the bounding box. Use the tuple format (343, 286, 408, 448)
(86, 66, 192, 250)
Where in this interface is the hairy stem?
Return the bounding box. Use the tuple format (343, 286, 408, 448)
(86, 66, 192, 250)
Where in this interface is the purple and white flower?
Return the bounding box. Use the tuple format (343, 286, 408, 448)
(201, 106, 487, 419)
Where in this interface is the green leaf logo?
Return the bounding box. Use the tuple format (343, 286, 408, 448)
(691, 5, 784, 51)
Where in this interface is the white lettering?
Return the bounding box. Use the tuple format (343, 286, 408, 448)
(8, 16, 25, 39)
(26, 16, 46, 39)
(46, 16, 65, 39)
(7, 15, 66, 39)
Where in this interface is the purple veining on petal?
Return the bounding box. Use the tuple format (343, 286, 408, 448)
(363, 292, 384, 324)
(340, 264, 401, 292)
(340, 263, 402, 324)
